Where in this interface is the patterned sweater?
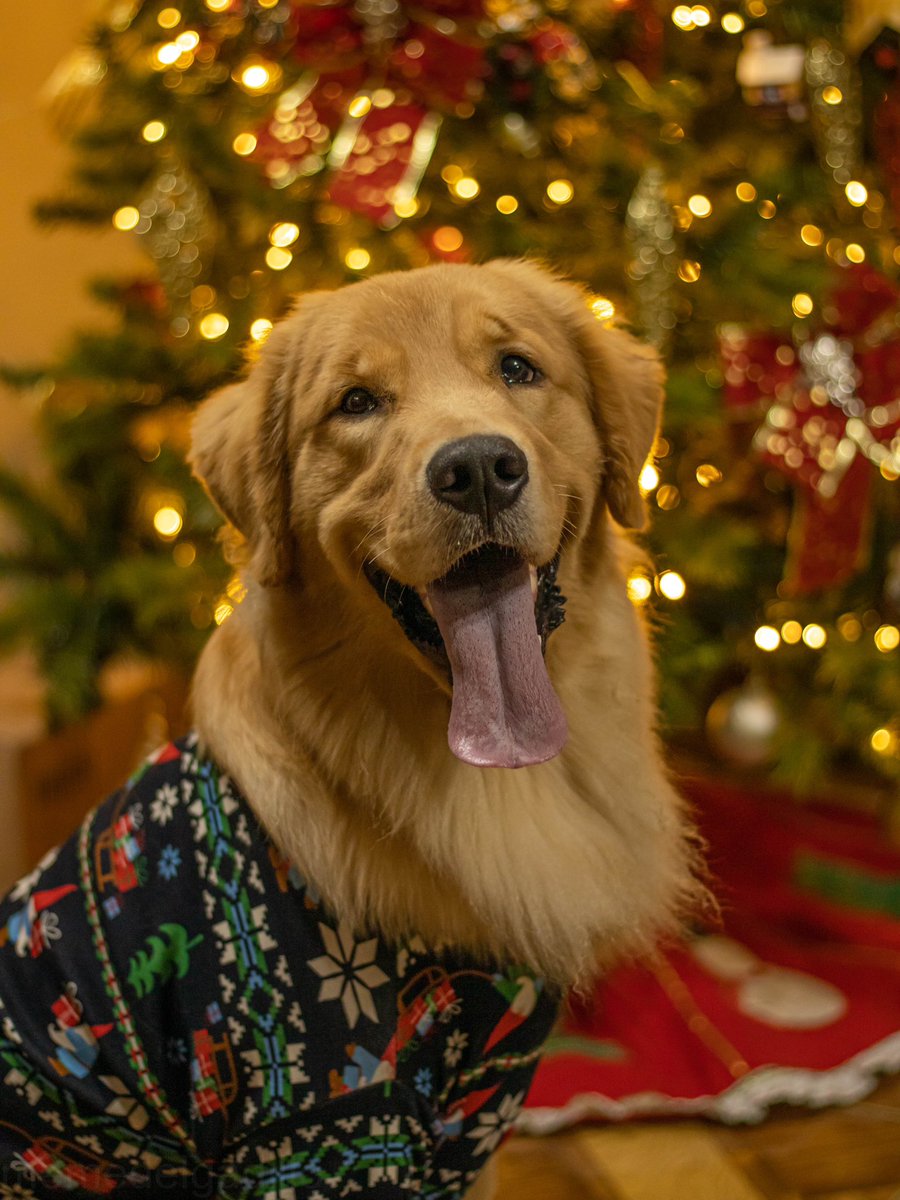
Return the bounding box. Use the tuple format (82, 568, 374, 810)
(0, 734, 558, 1198)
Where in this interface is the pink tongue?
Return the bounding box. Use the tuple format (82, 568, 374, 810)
(426, 555, 568, 769)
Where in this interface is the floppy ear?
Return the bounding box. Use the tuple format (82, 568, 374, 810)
(573, 316, 665, 531)
(481, 258, 664, 531)
(190, 319, 300, 587)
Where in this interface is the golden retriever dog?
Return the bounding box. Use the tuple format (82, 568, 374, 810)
(0, 259, 699, 1199)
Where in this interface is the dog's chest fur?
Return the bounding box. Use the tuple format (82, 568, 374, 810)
(0, 733, 556, 1197)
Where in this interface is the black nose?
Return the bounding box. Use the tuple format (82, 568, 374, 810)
(426, 435, 529, 525)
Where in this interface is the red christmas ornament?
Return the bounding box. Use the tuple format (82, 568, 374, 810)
(722, 267, 900, 594)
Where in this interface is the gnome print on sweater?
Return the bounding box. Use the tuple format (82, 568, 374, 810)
(0, 735, 557, 1198)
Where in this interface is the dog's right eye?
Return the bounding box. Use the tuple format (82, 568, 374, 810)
(340, 387, 381, 415)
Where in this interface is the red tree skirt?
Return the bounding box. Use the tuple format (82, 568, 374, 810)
(521, 774, 900, 1129)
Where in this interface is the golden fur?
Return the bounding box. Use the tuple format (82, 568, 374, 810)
(190, 258, 702, 991)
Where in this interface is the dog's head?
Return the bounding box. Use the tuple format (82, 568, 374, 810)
(191, 260, 663, 770)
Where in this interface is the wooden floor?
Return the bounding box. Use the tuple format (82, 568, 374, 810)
(495, 1077, 900, 1199)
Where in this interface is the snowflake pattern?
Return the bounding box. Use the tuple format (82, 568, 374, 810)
(0, 734, 557, 1198)
(157, 844, 182, 881)
(465, 1091, 526, 1156)
(307, 922, 389, 1029)
(150, 782, 179, 826)
(443, 1029, 469, 1068)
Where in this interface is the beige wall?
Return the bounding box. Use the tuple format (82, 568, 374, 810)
(0, 0, 143, 372)
(0, 1, 146, 890)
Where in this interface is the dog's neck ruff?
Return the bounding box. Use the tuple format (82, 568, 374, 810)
(0, 733, 558, 1197)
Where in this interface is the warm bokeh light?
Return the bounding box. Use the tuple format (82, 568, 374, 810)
(678, 259, 702, 282)
(822, 85, 843, 105)
(269, 222, 300, 247)
(452, 176, 480, 200)
(695, 464, 722, 487)
(232, 132, 257, 156)
(433, 226, 463, 253)
(688, 194, 712, 217)
(639, 463, 660, 493)
(792, 293, 814, 317)
(153, 506, 183, 539)
(241, 63, 272, 91)
(846, 243, 866, 263)
(590, 296, 616, 322)
(736, 182, 757, 202)
(875, 625, 900, 653)
(871, 728, 897, 755)
(158, 7, 181, 28)
(755, 625, 781, 652)
(141, 120, 167, 143)
(657, 570, 686, 600)
(802, 623, 827, 649)
(801, 224, 824, 246)
(265, 246, 292, 270)
(345, 247, 371, 270)
(546, 179, 574, 204)
(199, 312, 229, 339)
(837, 613, 862, 642)
(496, 194, 519, 215)
(781, 620, 803, 644)
(349, 95, 372, 118)
(113, 205, 140, 231)
(394, 196, 419, 219)
(250, 318, 273, 342)
(845, 181, 868, 206)
(627, 572, 653, 605)
(722, 12, 745, 32)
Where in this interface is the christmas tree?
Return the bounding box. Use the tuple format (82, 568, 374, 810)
(2, 0, 899, 792)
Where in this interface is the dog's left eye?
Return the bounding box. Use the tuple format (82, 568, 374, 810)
(340, 387, 381, 415)
(500, 354, 540, 386)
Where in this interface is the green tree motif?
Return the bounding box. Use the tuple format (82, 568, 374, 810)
(126, 922, 203, 999)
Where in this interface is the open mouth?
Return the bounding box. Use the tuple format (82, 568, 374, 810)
(364, 544, 566, 673)
(365, 544, 568, 769)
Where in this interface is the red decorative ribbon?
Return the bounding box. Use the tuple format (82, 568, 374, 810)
(719, 266, 900, 594)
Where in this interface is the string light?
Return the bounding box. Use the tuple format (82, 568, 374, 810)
(721, 12, 744, 32)
(736, 182, 757, 202)
(846, 243, 865, 263)
(656, 485, 680, 510)
(433, 226, 463, 253)
(345, 247, 371, 270)
(250, 318, 273, 342)
(452, 177, 480, 200)
(696, 464, 722, 487)
(678, 260, 702, 282)
(875, 624, 900, 652)
(792, 293, 814, 318)
(141, 120, 167, 143)
(801, 224, 824, 246)
(239, 61, 276, 92)
(155, 42, 182, 66)
(394, 196, 419, 219)
(672, 6, 695, 29)
(175, 30, 199, 51)
(691, 6, 711, 26)
(173, 542, 196, 567)
(781, 620, 803, 644)
(112, 205, 140, 231)
(158, 7, 181, 27)
(657, 570, 686, 600)
(349, 95, 372, 118)
(153, 506, 183, 539)
(546, 179, 574, 204)
(269, 222, 300, 247)
(755, 625, 781, 651)
(639, 463, 660, 494)
(205, 0, 230, 9)
(496, 195, 518, 214)
(758, 199, 776, 219)
(802, 623, 827, 649)
(688, 194, 712, 217)
(871, 727, 898, 755)
(441, 164, 463, 184)
(589, 296, 616, 322)
(845, 181, 868, 206)
(822, 85, 843, 105)
(232, 133, 257, 156)
(627, 571, 653, 605)
(837, 613, 862, 641)
(265, 246, 292, 270)
(199, 312, 229, 339)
